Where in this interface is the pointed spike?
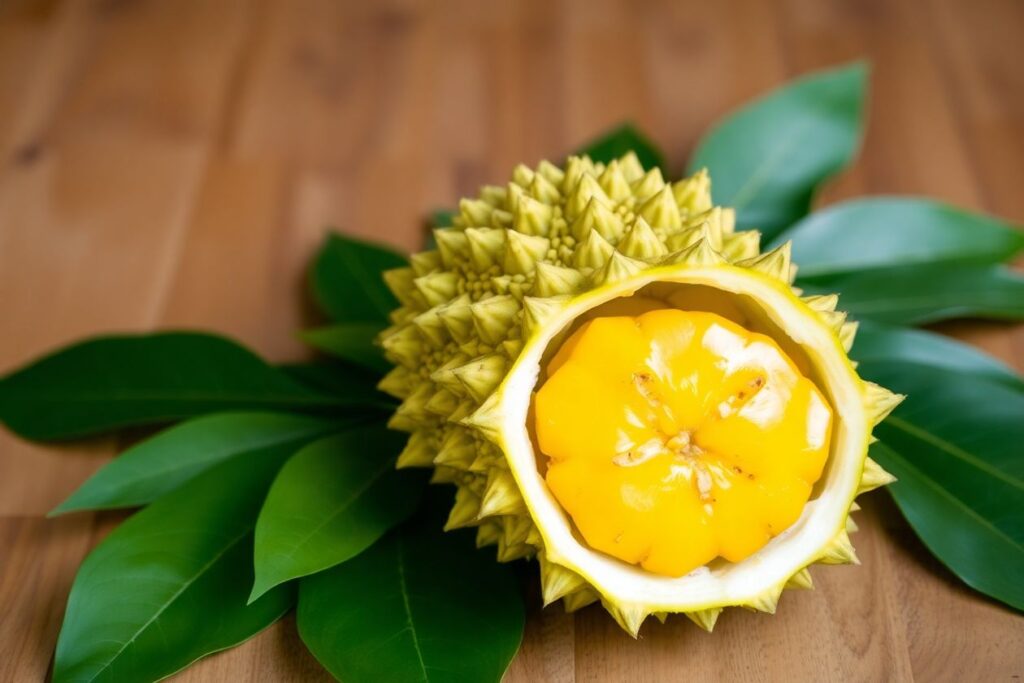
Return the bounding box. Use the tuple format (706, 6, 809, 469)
(850, 501, 862, 512)
(522, 295, 570, 338)
(430, 465, 459, 484)
(503, 230, 550, 275)
(563, 587, 599, 613)
(410, 250, 442, 276)
(380, 325, 424, 367)
(598, 160, 632, 202)
(618, 216, 668, 259)
(433, 428, 477, 470)
(803, 293, 839, 313)
(594, 250, 646, 286)
(840, 321, 859, 352)
(537, 159, 566, 187)
(539, 555, 587, 607)
(389, 383, 433, 430)
(859, 456, 897, 493)
(672, 168, 712, 214)
(434, 229, 469, 270)
(412, 307, 448, 347)
(512, 163, 535, 188)
(478, 469, 526, 517)
(631, 167, 665, 201)
(747, 583, 784, 614)
(396, 430, 435, 468)
(684, 607, 722, 632)
(480, 184, 507, 206)
(513, 195, 554, 236)
(496, 538, 533, 563)
(460, 197, 493, 226)
(532, 261, 587, 297)
(819, 529, 859, 565)
(452, 354, 508, 403)
(475, 520, 503, 548)
(662, 237, 725, 267)
(638, 185, 682, 230)
(569, 197, 625, 242)
(528, 173, 561, 204)
(469, 295, 520, 344)
(414, 271, 458, 307)
(465, 227, 507, 271)
(377, 365, 413, 399)
(424, 387, 460, 418)
(444, 486, 482, 530)
(818, 308, 848, 334)
(786, 568, 814, 590)
(382, 267, 419, 308)
(461, 391, 504, 442)
(602, 600, 647, 638)
(846, 515, 860, 534)
(738, 242, 793, 283)
(864, 382, 905, 426)
(721, 230, 761, 261)
(567, 173, 611, 219)
(572, 227, 615, 269)
(437, 295, 474, 344)
(617, 151, 645, 182)
(562, 156, 594, 195)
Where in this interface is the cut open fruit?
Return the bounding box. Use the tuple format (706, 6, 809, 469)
(380, 152, 902, 635)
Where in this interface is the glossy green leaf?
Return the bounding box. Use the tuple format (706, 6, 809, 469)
(801, 263, 1024, 325)
(297, 491, 525, 682)
(576, 123, 666, 172)
(859, 360, 1024, 611)
(0, 333, 362, 441)
(851, 321, 1023, 389)
(280, 361, 394, 407)
(688, 62, 867, 241)
(53, 442, 295, 683)
(310, 232, 407, 323)
(52, 412, 341, 515)
(782, 197, 1024, 276)
(299, 323, 390, 374)
(251, 426, 427, 601)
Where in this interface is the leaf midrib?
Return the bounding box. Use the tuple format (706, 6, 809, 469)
(727, 121, 808, 212)
(396, 536, 430, 682)
(83, 528, 251, 683)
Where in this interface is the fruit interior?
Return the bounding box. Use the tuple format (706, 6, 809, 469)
(531, 286, 836, 577)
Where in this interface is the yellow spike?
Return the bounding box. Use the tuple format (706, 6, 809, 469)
(572, 227, 615, 269)
(846, 516, 860, 534)
(662, 237, 725, 267)
(389, 384, 433, 430)
(461, 392, 504, 442)
(617, 151, 645, 182)
(594, 250, 646, 286)
(602, 600, 647, 638)
(567, 173, 612, 219)
(496, 538, 533, 563)
(479, 184, 507, 207)
(424, 388, 460, 418)
(479, 469, 526, 517)
(563, 587, 599, 613)
(817, 309, 848, 335)
(382, 267, 419, 308)
(638, 185, 682, 230)
(532, 262, 586, 297)
(618, 216, 668, 259)
(859, 456, 897, 494)
(437, 295, 474, 344)
(501, 514, 534, 547)
(452, 354, 508, 403)
(598, 160, 632, 202)
(819, 529, 859, 565)
(410, 250, 441, 276)
(685, 607, 722, 632)
(503, 230, 550, 275)
(522, 295, 570, 338)
(377, 365, 413, 399)
(850, 501, 862, 512)
(738, 242, 792, 283)
(433, 230, 468, 271)
(864, 382, 905, 426)
(411, 307, 447, 347)
(746, 583, 783, 614)
(469, 295, 519, 345)
(512, 163, 535, 188)
(475, 520, 503, 549)
(460, 197, 493, 226)
(380, 326, 423, 367)
(672, 168, 712, 214)
(653, 612, 668, 625)
(562, 156, 594, 195)
(500, 338, 523, 359)
(803, 293, 839, 313)
(537, 159, 566, 187)
(513, 195, 554, 236)
(465, 227, 507, 271)
(786, 568, 814, 590)
(538, 555, 587, 606)
(444, 485, 482, 531)
(396, 430, 435, 469)
(528, 173, 561, 204)
(414, 271, 458, 307)
(569, 197, 625, 242)
(631, 167, 665, 201)
(840, 321, 859, 352)
(433, 427, 477, 470)
(430, 465, 459, 484)
(721, 230, 761, 261)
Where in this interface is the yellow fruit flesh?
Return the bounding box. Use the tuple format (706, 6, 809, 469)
(534, 308, 832, 577)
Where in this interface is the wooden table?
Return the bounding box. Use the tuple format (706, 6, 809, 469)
(1, 0, 1021, 680)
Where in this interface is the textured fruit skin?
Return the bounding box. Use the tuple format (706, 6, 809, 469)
(378, 153, 902, 635)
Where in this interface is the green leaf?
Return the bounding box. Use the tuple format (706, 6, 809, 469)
(0, 333, 366, 441)
(859, 360, 1024, 611)
(299, 323, 390, 375)
(310, 232, 407, 323)
(52, 412, 342, 515)
(851, 321, 1023, 389)
(801, 263, 1024, 325)
(297, 491, 525, 682)
(688, 62, 867, 241)
(576, 123, 666, 173)
(781, 198, 1024, 276)
(430, 209, 456, 229)
(53, 440, 296, 683)
(251, 426, 427, 601)
(280, 361, 394, 406)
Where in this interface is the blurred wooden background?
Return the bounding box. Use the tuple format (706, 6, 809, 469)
(1, 0, 1022, 680)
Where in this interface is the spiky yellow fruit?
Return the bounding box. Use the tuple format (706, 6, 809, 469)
(379, 153, 900, 636)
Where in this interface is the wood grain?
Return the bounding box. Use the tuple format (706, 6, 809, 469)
(0, 0, 1021, 680)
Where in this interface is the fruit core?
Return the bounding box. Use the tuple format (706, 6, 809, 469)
(533, 307, 833, 577)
